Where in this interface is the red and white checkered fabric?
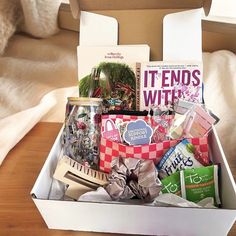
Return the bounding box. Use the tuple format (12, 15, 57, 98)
(100, 137, 208, 173)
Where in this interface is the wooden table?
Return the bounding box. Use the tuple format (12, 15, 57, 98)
(0, 122, 235, 236)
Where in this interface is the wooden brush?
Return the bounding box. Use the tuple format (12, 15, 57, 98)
(53, 155, 109, 200)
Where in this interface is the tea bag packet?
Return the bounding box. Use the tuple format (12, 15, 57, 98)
(180, 165, 221, 206)
(173, 98, 219, 125)
(207, 109, 220, 125)
(161, 171, 181, 196)
(156, 139, 208, 178)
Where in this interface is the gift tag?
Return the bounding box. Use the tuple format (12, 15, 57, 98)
(102, 119, 121, 142)
(123, 119, 153, 145)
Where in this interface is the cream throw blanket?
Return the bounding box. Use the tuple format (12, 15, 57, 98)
(0, 30, 78, 164)
(0, 30, 235, 165)
(203, 50, 236, 161)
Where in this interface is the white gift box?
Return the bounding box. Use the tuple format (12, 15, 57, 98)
(31, 127, 236, 235)
(32, 0, 236, 235)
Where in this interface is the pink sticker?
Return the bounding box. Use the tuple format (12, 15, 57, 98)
(102, 119, 122, 143)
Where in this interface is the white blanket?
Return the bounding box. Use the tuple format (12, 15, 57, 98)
(0, 30, 235, 165)
(0, 30, 78, 164)
(203, 50, 236, 161)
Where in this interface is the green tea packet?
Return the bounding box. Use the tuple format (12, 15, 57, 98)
(180, 165, 220, 205)
(161, 171, 181, 196)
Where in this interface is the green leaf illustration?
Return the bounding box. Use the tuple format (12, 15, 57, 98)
(186, 143, 196, 154)
(77, 113, 87, 119)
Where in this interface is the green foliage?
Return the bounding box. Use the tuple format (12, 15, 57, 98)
(79, 74, 91, 97)
(79, 62, 136, 97)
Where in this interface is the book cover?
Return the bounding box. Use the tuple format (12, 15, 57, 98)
(136, 62, 203, 111)
(77, 45, 150, 112)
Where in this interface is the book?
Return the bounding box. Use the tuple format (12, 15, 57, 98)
(77, 45, 150, 112)
(136, 62, 203, 111)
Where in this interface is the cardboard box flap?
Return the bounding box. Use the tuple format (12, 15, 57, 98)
(69, 0, 212, 19)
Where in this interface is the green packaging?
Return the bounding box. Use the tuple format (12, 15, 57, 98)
(180, 165, 220, 205)
(161, 172, 181, 196)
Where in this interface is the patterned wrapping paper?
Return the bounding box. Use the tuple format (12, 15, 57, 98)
(99, 114, 209, 173)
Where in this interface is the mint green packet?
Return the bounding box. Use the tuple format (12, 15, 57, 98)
(161, 172, 181, 196)
(180, 165, 221, 205)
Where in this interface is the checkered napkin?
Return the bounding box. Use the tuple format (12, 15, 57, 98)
(100, 136, 208, 173)
(99, 115, 209, 173)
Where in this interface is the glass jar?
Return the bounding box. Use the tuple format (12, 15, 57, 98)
(62, 97, 102, 170)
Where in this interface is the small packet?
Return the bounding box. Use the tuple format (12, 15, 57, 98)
(180, 165, 221, 205)
(156, 139, 206, 178)
(150, 104, 173, 143)
(168, 113, 186, 139)
(115, 119, 128, 143)
(161, 172, 181, 196)
(169, 104, 217, 139)
(152, 125, 168, 143)
(182, 104, 216, 138)
(151, 115, 173, 143)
